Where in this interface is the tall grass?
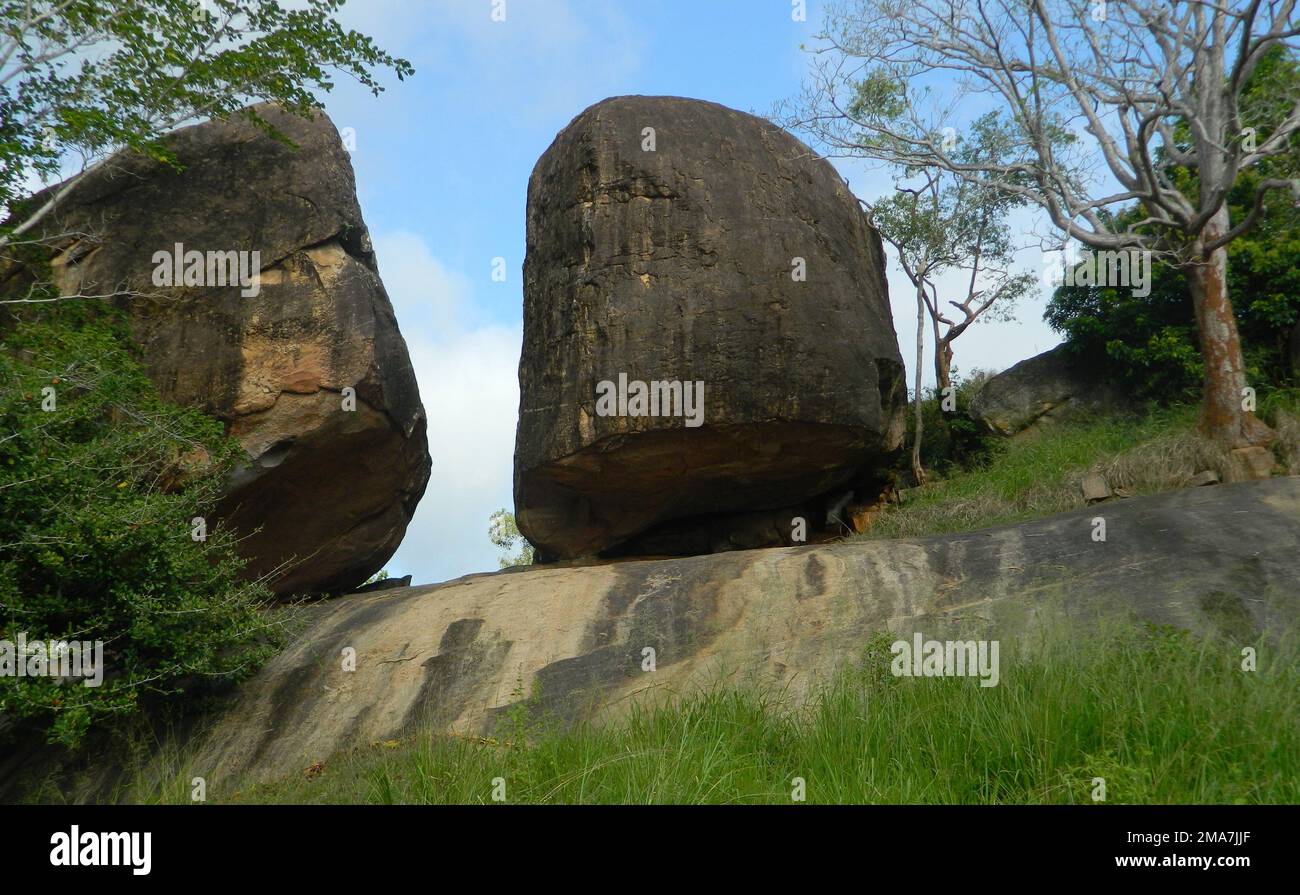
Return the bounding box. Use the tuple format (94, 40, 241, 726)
(863, 406, 1218, 539)
(137, 623, 1298, 805)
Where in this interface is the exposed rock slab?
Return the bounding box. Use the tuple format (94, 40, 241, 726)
(19, 105, 431, 595)
(516, 95, 906, 561)
(970, 344, 1125, 436)
(188, 477, 1299, 788)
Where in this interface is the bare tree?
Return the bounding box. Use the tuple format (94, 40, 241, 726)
(790, 0, 1300, 459)
(868, 156, 1033, 483)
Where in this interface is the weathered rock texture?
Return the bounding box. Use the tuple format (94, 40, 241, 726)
(22, 104, 430, 595)
(970, 344, 1125, 436)
(516, 95, 906, 561)
(177, 478, 1298, 788)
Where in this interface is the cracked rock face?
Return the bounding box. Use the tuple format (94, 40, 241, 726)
(33, 104, 430, 595)
(516, 95, 906, 561)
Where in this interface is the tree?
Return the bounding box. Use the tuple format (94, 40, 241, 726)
(1047, 46, 1300, 400)
(0, 0, 412, 252)
(489, 510, 534, 569)
(865, 118, 1034, 482)
(791, 0, 1300, 457)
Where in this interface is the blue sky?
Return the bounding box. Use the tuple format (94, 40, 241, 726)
(311, 0, 1062, 584)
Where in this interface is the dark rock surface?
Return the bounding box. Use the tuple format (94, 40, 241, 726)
(18, 105, 430, 595)
(515, 95, 906, 561)
(169, 477, 1299, 788)
(970, 343, 1125, 436)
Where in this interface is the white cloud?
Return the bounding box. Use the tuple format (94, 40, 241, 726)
(374, 230, 472, 334)
(372, 230, 521, 584)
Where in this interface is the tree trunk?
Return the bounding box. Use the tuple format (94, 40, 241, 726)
(1186, 206, 1273, 451)
(935, 338, 952, 395)
(911, 282, 926, 485)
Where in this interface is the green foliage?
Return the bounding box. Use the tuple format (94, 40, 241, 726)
(0, 306, 281, 748)
(0, 0, 405, 752)
(1045, 198, 1299, 402)
(488, 509, 533, 568)
(138, 622, 1299, 805)
(1, 0, 412, 226)
(898, 371, 997, 476)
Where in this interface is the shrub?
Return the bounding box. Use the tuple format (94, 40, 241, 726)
(900, 370, 998, 478)
(0, 304, 281, 748)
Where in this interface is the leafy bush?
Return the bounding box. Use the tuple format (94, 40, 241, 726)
(0, 305, 281, 748)
(901, 370, 998, 477)
(488, 509, 534, 568)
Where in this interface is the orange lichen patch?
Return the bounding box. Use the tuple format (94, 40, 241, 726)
(233, 338, 331, 415)
(254, 267, 286, 287)
(303, 241, 349, 287)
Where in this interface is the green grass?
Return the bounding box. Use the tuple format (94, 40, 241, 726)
(859, 394, 1300, 540)
(135, 623, 1299, 805)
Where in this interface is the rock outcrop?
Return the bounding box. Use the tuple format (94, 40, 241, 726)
(176, 477, 1298, 788)
(970, 343, 1125, 436)
(515, 95, 906, 562)
(19, 105, 431, 595)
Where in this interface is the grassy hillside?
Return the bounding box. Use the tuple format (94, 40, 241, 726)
(860, 391, 1300, 541)
(19, 398, 1299, 806)
(124, 621, 1298, 805)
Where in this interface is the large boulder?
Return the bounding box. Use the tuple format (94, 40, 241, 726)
(516, 95, 906, 561)
(970, 343, 1124, 436)
(18, 105, 430, 595)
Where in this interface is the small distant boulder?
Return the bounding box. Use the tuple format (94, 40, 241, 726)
(1224, 446, 1275, 482)
(970, 344, 1125, 436)
(351, 574, 413, 595)
(1080, 471, 1112, 503)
